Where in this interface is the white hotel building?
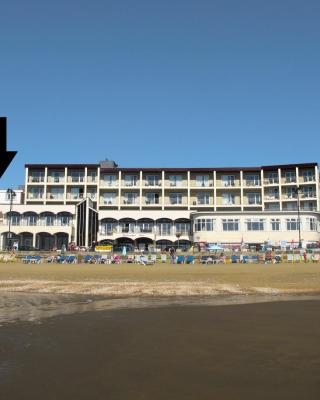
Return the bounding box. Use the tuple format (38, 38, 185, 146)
(0, 160, 319, 250)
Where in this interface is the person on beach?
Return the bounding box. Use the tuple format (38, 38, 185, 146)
(169, 247, 175, 264)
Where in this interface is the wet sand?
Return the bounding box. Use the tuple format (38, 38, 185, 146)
(1, 300, 320, 399)
(1, 262, 320, 296)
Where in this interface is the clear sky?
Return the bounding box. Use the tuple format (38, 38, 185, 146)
(0, 0, 319, 189)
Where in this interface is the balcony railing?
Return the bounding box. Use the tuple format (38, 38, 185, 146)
(245, 181, 261, 186)
(47, 177, 65, 183)
(29, 177, 45, 183)
(2, 220, 72, 227)
(301, 192, 316, 198)
(101, 200, 117, 205)
(123, 181, 138, 187)
(47, 194, 64, 200)
(66, 194, 84, 200)
(99, 226, 190, 236)
(145, 200, 160, 205)
(284, 177, 296, 183)
(123, 200, 138, 205)
(302, 176, 315, 182)
(67, 177, 85, 183)
(144, 181, 161, 187)
(301, 206, 317, 211)
(264, 178, 279, 185)
(100, 181, 118, 187)
(192, 200, 211, 205)
(27, 195, 44, 200)
(221, 181, 236, 187)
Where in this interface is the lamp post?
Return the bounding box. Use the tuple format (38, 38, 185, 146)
(176, 232, 181, 251)
(294, 186, 302, 249)
(154, 222, 157, 253)
(6, 189, 16, 251)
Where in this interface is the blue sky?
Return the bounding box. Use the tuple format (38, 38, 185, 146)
(0, 0, 319, 188)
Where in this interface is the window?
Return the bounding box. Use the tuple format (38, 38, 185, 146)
(302, 170, 315, 182)
(50, 171, 64, 183)
(101, 222, 116, 235)
(302, 186, 315, 198)
(221, 175, 235, 187)
(222, 219, 239, 231)
(307, 217, 317, 231)
(138, 222, 154, 233)
(169, 175, 182, 187)
(145, 192, 159, 204)
(197, 192, 210, 205)
(87, 190, 97, 200)
(284, 171, 296, 183)
(284, 187, 297, 199)
(196, 175, 210, 187)
(246, 219, 265, 231)
(247, 192, 261, 205)
(222, 193, 235, 205)
(157, 222, 172, 235)
(8, 213, 21, 226)
(145, 175, 160, 186)
(70, 171, 84, 183)
(265, 172, 279, 184)
(30, 171, 44, 182)
(87, 171, 97, 182)
(123, 192, 138, 204)
(169, 193, 182, 205)
(194, 219, 215, 231)
(286, 218, 299, 230)
(70, 187, 84, 199)
(58, 214, 71, 226)
(103, 192, 116, 204)
(42, 214, 55, 226)
(301, 202, 316, 211)
(265, 203, 280, 211)
(265, 188, 279, 200)
(25, 214, 38, 226)
(28, 187, 43, 199)
(103, 175, 117, 186)
(283, 202, 297, 211)
(48, 187, 64, 199)
(175, 222, 190, 235)
(245, 175, 260, 186)
(271, 219, 280, 231)
(124, 175, 138, 187)
(120, 222, 135, 233)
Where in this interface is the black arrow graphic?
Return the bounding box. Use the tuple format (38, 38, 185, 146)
(0, 117, 17, 178)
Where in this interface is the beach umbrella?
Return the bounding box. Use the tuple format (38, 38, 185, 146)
(122, 246, 127, 256)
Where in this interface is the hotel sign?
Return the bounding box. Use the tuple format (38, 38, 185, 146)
(95, 245, 113, 252)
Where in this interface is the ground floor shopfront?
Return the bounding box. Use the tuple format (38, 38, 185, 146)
(0, 206, 319, 251)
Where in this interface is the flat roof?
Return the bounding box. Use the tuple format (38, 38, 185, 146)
(25, 162, 318, 171)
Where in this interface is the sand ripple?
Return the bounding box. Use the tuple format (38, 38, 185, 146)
(0, 279, 285, 297)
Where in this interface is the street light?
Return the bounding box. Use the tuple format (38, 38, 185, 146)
(294, 186, 302, 249)
(153, 223, 157, 253)
(176, 232, 181, 251)
(6, 188, 16, 251)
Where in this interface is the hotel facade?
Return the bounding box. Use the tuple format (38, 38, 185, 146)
(0, 161, 319, 250)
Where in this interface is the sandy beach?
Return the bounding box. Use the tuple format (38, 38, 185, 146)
(1, 262, 320, 297)
(1, 262, 320, 399)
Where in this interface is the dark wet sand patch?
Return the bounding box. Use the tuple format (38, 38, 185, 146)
(1, 300, 320, 399)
